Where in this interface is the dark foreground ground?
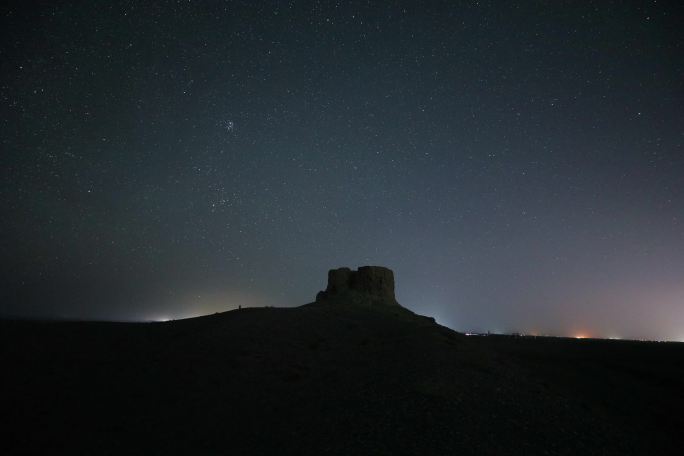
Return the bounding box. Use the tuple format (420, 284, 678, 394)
(2, 302, 683, 455)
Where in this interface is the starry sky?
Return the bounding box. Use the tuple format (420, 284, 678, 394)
(1, 1, 683, 340)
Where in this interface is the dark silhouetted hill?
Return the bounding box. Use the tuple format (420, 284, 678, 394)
(2, 267, 682, 455)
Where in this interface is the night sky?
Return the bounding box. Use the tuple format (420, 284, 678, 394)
(2, 1, 683, 340)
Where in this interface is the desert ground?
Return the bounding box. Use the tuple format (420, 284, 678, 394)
(3, 302, 682, 455)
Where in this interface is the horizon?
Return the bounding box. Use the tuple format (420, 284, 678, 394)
(2, 301, 683, 344)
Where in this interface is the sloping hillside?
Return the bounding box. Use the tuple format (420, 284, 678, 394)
(4, 301, 679, 455)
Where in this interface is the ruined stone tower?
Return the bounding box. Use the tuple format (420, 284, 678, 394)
(315, 266, 399, 306)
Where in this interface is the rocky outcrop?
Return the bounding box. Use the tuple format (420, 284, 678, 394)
(315, 266, 399, 306)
